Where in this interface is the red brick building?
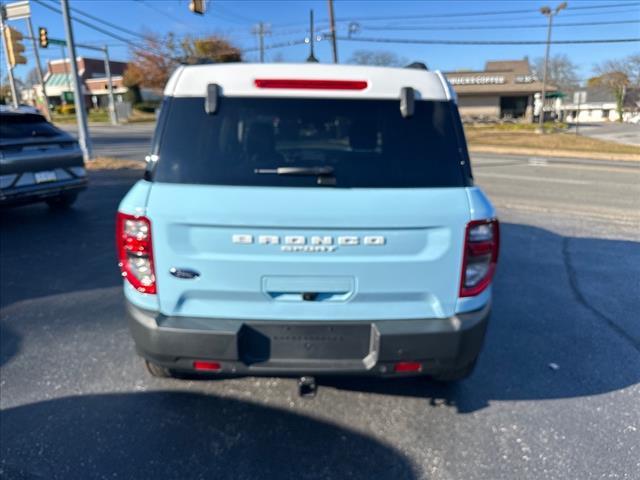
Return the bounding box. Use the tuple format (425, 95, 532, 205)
(43, 56, 128, 108)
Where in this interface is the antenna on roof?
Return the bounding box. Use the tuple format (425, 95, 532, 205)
(305, 9, 319, 63)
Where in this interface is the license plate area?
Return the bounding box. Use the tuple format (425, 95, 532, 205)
(238, 323, 372, 364)
(35, 170, 57, 184)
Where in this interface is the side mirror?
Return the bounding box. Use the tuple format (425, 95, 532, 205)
(400, 87, 414, 118)
(205, 83, 219, 114)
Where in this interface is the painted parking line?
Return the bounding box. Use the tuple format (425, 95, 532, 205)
(474, 172, 593, 185)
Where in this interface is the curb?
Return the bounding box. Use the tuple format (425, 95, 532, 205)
(468, 145, 640, 162)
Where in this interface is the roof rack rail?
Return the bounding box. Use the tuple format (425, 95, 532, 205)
(405, 62, 428, 71)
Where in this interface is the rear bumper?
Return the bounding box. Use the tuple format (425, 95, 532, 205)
(127, 301, 490, 377)
(0, 178, 87, 206)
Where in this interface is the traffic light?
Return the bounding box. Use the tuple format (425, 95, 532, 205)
(38, 27, 48, 48)
(189, 0, 205, 15)
(3, 27, 27, 66)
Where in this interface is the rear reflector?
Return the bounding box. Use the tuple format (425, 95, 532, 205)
(394, 361, 422, 373)
(193, 361, 221, 372)
(254, 79, 368, 90)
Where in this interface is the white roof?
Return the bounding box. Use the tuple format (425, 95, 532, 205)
(164, 63, 454, 101)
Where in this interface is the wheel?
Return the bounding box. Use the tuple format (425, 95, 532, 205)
(46, 192, 78, 209)
(431, 359, 477, 383)
(144, 360, 174, 378)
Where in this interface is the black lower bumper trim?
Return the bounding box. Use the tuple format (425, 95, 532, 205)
(0, 179, 87, 206)
(127, 301, 490, 376)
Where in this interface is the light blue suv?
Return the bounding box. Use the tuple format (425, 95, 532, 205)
(117, 63, 499, 383)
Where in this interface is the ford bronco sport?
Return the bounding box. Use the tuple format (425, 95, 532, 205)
(117, 63, 499, 382)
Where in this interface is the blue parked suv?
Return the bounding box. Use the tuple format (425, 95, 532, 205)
(117, 63, 499, 382)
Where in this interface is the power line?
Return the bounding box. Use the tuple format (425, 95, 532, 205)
(33, 0, 303, 59)
(33, 0, 153, 53)
(68, 2, 148, 40)
(210, 3, 260, 24)
(332, 2, 640, 23)
(337, 35, 640, 46)
(354, 7, 638, 28)
(362, 19, 640, 31)
(136, 0, 191, 28)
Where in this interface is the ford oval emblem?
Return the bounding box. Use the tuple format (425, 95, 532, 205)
(169, 267, 200, 279)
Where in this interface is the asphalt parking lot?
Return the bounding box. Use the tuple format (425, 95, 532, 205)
(1, 154, 639, 479)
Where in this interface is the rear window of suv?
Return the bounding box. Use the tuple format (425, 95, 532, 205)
(153, 97, 470, 188)
(0, 113, 63, 140)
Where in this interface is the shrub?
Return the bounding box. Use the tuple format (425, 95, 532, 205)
(57, 104, 76, 115)
(134, 101, 160, 113)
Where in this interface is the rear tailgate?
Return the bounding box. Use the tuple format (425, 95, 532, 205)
(147, 183, 470, 321)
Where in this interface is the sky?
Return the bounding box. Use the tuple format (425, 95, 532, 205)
(4, 0, 640, 84)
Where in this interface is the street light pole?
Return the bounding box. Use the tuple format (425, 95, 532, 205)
(538, 2, 567, 133)
(60, 0, 92, 161)
(306, 9, 318, 63)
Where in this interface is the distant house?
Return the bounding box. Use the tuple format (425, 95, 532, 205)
(41, 56, 128, 109)
(559, 86, 640, 123)
(444, 58, 558, 122)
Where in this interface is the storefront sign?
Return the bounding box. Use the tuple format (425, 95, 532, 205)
(447, 75, 506, 85)
(515, 75, 538, 84)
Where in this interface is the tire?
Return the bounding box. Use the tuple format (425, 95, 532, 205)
(46, 192, 78, 210)
(144, 360, 174, 378)
(431, 359, 477, 383)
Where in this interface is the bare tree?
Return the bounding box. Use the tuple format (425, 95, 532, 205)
(348, 50, 408, 67)
(532, 53, 579, 90)
(24, 68, 40, 88)
(589, 53, 640, 122)
(271, 52, 286, 63)
(1, 75, 24, 105)
(124, 33, 242, 91)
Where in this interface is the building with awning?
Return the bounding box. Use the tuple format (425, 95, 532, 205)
(43, 57, 128, 108)
(444, 59, 558, 122)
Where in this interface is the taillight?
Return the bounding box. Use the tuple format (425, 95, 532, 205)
(116, 212, 156, 294)
(460, 219, 499, 297)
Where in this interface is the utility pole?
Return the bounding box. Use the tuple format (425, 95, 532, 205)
(327, 0, 338, 63)
(103, 45, 118, 125)
(538, 2, 567, 133)
(0, 16, 19, 108)
(60, 0, 92, 160)
(252, 22, 270, 63)
(306, 9, 318, 63)
(61, 44, 72, 95)
(25, 17, 51, 120)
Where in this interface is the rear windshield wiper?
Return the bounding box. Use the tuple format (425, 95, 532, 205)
(254, 166, 335, 176)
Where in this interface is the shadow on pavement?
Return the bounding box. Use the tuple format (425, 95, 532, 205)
(321, 223, 640, 412)
(0, 391, 417, 480)
(0, 170, 139, 309)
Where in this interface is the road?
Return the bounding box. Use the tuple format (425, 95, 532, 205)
(60, 123, 154, 159)
(1, 129, 639, 479)
(570, 122, 640, 146)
